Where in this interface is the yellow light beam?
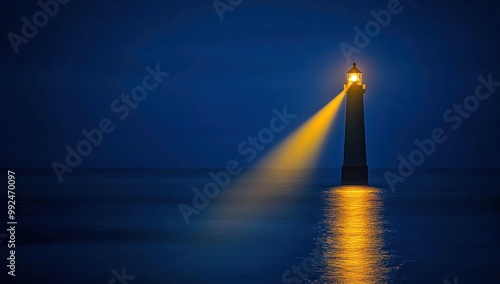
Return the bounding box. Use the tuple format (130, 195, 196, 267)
(203, 84, 352, 238)
(258, 82, 352, 171)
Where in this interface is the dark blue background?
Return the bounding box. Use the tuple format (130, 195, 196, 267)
(1, 0, 499, 170)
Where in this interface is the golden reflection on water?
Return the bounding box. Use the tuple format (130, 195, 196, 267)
(321, 186, 388, 283)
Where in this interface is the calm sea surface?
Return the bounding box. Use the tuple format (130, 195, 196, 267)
(1, 169, 499, 283)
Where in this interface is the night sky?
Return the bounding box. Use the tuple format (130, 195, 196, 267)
(1, 0, 500, 170)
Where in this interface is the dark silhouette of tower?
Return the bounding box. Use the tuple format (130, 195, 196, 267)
(342, 63, 368, 185)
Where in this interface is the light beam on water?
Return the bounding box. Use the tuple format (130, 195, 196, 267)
(320, 186, 388, 283)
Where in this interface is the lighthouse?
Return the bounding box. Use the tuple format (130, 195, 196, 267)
(341, 63, 368, 185)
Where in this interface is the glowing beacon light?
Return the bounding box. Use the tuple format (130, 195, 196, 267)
(344, 62, 366, 90)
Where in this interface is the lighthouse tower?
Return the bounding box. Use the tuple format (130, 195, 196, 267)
(342, 63, 368, 185)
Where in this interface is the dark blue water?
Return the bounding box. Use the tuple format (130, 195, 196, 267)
(1, 169, 499, 283)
